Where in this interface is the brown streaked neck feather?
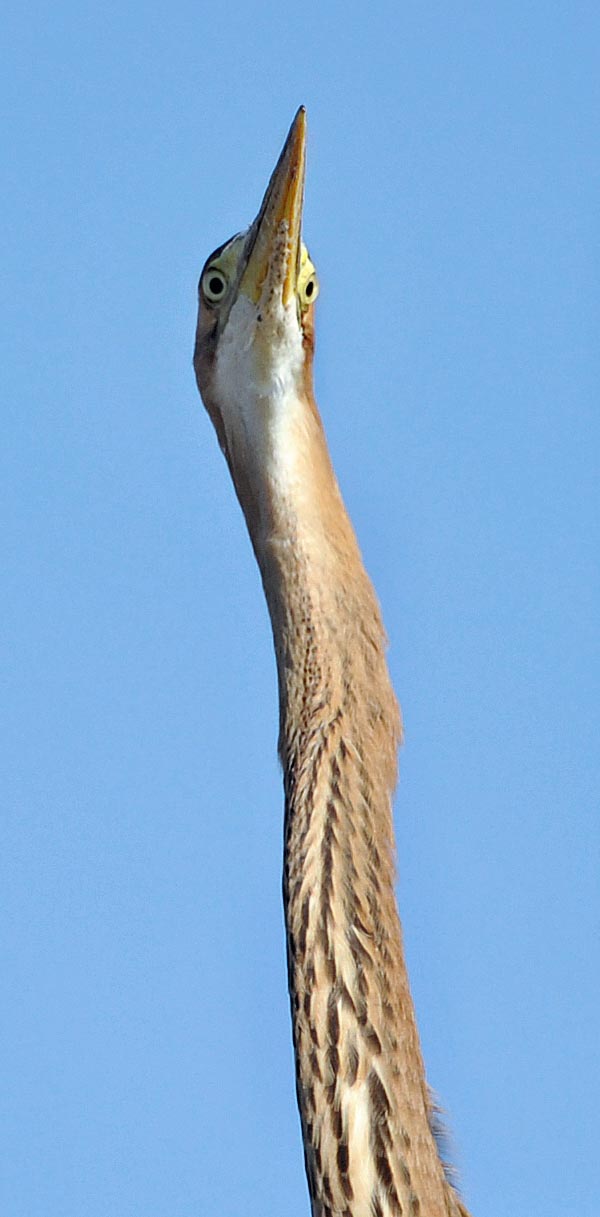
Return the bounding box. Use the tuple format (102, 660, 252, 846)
(227, 370, 467, 1217)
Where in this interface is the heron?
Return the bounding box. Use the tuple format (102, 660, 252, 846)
(194, 108, 471, 1217)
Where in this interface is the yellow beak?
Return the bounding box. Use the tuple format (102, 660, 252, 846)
(240, 107, 306, 308)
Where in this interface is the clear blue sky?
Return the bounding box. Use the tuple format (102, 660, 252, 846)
(2, 3, 598, 1215)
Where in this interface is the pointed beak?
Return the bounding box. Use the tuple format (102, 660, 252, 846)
(240, 107, 306, 309)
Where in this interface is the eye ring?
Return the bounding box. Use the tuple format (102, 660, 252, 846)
(299, 274, 319, 308)
(201, 267, 228, 305)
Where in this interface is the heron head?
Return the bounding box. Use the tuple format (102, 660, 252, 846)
(194, 107, 319, 460)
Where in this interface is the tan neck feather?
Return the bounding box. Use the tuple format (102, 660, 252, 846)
(237, 390, 468, 1217)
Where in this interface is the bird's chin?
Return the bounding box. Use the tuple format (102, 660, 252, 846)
(218, 291, 304, 401)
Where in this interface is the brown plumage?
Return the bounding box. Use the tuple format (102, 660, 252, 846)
(194, 108, 471, 1217)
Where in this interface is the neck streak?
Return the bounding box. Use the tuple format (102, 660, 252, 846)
(239, 396, 464, 1217)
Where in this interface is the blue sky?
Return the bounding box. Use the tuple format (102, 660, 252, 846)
(2, 3, 598, 1214)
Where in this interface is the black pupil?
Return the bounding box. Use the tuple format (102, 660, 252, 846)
(305, 279, 314, 297)
(209, 276, 223, 296)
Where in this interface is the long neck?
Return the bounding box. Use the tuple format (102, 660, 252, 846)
(233, 384, 465, 1217)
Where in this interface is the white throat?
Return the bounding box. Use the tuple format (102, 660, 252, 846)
(214, 293, 306, 526)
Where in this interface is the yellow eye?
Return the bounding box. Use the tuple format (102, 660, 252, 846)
(201, 267, 228, 304)
(299, 272, 319, 309)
